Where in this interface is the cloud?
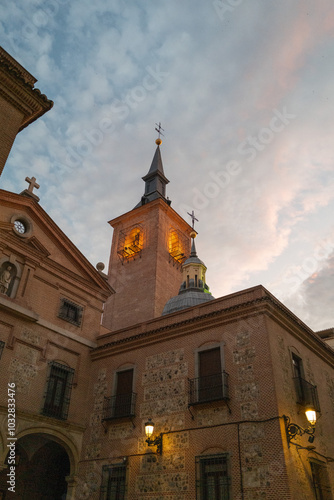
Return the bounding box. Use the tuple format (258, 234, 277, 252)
(1, 0, 333, 330)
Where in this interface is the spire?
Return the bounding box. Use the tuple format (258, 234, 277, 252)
(162, 229, 215, 315)
(134, 125, 171, 208)
(190, 237, 197, 257)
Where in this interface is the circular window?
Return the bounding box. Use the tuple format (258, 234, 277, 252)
(14, 220, 27, 234)
(11, 215, 33, 238)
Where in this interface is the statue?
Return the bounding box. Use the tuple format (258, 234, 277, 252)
(0, 265, 13, 295)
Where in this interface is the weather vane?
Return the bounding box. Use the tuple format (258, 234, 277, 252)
(187, 210, 198, 230)
(155, 122, 164, 139)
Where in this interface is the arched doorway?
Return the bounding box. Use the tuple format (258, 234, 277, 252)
(0, 433, 71, 499)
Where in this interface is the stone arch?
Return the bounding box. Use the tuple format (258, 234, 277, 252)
(10, 426, 79, 472)
(0, 427, 80, 500)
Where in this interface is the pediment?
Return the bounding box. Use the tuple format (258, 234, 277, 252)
(26, 236, 50, 257)
(0, 189, 111, 293)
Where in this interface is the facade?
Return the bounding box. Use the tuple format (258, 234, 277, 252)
(0, 188, 112, 499)
(78, 285, 334, 500)
(0, 46, 53, 176)
(0, 47, 333, 500)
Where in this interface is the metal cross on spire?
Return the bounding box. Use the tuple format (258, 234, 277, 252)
(187, 210, 199, 230)
(155, 122, 165, 139)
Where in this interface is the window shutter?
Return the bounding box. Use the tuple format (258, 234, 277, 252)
(199, 348, 222, 377)
(114, 369, 134, 417)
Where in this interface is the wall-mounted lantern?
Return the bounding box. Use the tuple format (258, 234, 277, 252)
(284, 406, 318, 446)
(144, 418, 163, 455)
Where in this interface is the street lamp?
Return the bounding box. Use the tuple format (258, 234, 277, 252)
(284, 406, 318, 446)
(144, 419, 163, 455)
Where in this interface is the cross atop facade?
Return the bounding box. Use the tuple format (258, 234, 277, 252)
(155, 122, 165, 139)
(25, 176, 40, 194)
(187, 210, 199, 230)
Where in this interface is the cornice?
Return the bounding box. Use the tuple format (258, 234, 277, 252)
(92, 289, 334, 366)
(0, 295, 97, 348)
(0, 405, 86, 433)
(108, 198, 193, 233)
(0, 55, 53, 130)
(0, 46, 37, 85)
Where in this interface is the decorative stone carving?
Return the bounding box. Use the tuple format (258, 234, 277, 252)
(0, 264, 14, 295)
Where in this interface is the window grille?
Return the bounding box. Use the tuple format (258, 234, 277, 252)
(100, 463, 126, 500)
(190, 347, 229, 405)
(293, 377, 320, 412)
(196, 454, 231, 500)
(310, 460, 333, 500)
(0, 340, 5, 359)
(103, 393, 136, 420)
(189, 372, 229, 405)
(103, 368, 136, 420)
(58, 298, 83, 326)
(42, 361, 74, 420)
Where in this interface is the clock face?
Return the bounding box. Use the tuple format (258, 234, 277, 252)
(14, 220, 26, 234)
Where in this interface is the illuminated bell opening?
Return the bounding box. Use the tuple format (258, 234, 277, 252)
(145, 419, 154, 438)
(305, 407, 317, 425)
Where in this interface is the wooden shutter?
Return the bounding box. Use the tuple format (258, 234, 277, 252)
(199, 348, 223, 402)
(116, 369, 133, 395)
(199, 348, 222, 377)
(114, 369, 134, 417)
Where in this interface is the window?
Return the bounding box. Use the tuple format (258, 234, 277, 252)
(42, 362, 74, 420)
(103, 369, 136, 420)
(168, 228, 187, 264)
(117, 225, 143, 262)
(196, 454, 231, 500)
(291, 353, 320, 411)
(100, 463, 126, 500)
(0, 341, 5, 359)
(310, 460, 333, 500)
(292, 353, 305, 403)
(58, 298, 83, 326)
(189, 347, 229, 405)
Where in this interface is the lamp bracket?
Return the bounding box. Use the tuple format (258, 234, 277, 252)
(146, 434, 163, 455)
(283, 415, 315, 447)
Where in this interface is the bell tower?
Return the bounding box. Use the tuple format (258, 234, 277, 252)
(102, 135, 193, 331)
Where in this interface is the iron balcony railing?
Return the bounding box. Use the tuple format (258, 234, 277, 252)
(103, 392, 137, 420)
(293, 377, 320, 412)
(189, 372, 229, 406)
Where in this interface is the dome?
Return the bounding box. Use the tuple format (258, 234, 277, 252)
(162, 290, 215, 315)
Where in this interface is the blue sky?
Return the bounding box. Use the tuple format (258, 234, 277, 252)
(1, 0, 334, 331)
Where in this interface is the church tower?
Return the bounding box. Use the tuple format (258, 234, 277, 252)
(103, 135, 193, 331)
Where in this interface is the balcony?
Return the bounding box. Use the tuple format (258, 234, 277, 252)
(103, 393, 137, 421)
(293, 377, 320, 412)
(189, 372, 229, 406)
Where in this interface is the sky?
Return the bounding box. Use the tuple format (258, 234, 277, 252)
(1, 0, 333, 332)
